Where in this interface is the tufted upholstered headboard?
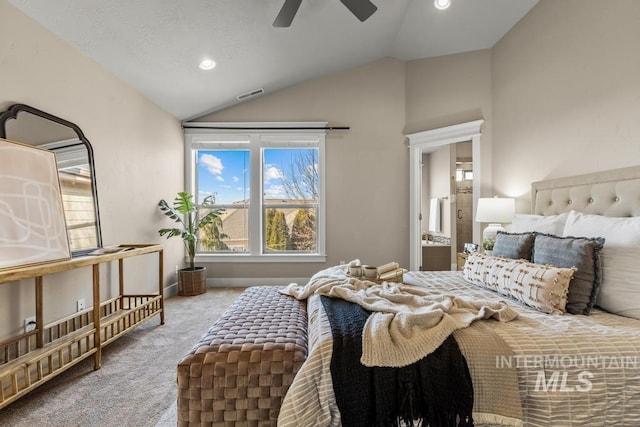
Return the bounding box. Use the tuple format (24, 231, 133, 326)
(531, 166, 640, 217)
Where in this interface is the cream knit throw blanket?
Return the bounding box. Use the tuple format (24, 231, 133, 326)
(282, 265, 519, 368)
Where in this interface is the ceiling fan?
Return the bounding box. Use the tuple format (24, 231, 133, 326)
(273, 0, 378, 27)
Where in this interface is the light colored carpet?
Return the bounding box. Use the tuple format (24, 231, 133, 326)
(156, 402, 177, 426)
(0, 287, 245, 427)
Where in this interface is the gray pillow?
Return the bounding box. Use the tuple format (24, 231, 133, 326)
(493, 231, 535, 260)
(532, 233, 605, 315)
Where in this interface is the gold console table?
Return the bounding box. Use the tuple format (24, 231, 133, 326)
(0, 244, 164, 408)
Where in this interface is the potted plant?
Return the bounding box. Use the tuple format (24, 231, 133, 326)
(158, 192, 224, 296)
(482, 238, 495, 256)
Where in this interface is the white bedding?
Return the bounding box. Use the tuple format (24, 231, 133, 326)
(279, 270, 640, 427)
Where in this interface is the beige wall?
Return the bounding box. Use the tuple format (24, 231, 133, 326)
(427, 145, 453, 237)
(492, 0, 640, 212)
(0, 2, 184, 339)
(406, 50, 494, 198)
(405, 50, 492, 136)
(194, 58, 408, 280)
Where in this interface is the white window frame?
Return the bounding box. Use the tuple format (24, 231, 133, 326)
(184, 122, 327, 263)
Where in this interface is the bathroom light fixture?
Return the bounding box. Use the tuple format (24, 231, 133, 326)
(434, 0, 451, 10)
(199, 58, 216, 70)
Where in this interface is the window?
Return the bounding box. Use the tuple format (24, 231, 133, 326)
(455, 161, 473, 182)
(185, 123, 326, 262)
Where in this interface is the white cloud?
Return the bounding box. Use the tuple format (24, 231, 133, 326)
(216, 175, 224, 182)
(233, 176, 239, 183)
(200, 154, 224, 176)
(264, 165, 284, 183)
(264, 184, 286, 198)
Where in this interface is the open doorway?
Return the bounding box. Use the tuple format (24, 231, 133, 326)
(406, 120, 484, 271)
(455, 149, 473, 254)
(419, 143, 472, 270)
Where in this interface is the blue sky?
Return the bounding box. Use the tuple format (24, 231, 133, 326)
(196, 148, 316, 205)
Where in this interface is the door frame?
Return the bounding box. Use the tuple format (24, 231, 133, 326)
(406, 120, 484, 271)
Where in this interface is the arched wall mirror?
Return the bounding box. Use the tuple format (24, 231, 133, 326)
(0, 103, 102, 256)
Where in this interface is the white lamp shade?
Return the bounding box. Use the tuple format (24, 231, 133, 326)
(475, 198, 515, 224)
(476, 197, 515, 246)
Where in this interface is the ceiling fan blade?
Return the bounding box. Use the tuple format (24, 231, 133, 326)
(340, 0, 377, 22)
(273, 0, 303, 27)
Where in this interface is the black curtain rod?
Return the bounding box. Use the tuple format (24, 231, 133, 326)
(182, 125, 350, 131)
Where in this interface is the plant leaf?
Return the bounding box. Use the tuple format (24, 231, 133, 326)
(173, 192, 195, 214)
(197, 208, 225, 231)
(158, 199, 185, 226)
(159, 228, 184, 238)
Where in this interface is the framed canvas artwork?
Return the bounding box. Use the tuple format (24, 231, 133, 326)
(0, 138, 71, 269)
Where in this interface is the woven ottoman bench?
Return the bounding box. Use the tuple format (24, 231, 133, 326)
(177, 286, 308, 426)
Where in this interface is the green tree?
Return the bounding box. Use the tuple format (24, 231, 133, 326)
(265, 208, 276, 247)
(200, 215, 229, 251)
(266, 209, 290, 251)
(290, 209, 315, 250)
(279, 150, 318, 252)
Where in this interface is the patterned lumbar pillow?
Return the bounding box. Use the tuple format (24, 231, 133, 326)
(463, 253, 576, 314)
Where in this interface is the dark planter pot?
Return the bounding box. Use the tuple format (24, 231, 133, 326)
(178, 266, 207, 296)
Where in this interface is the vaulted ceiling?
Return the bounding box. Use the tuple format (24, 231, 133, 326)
(11, 0, 538, 120)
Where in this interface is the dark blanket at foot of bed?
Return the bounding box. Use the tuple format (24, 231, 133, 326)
(321, 295, 474, 427)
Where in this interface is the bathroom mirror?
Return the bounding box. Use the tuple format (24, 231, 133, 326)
(0, 103, 102, 256)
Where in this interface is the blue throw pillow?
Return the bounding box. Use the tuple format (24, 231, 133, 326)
(533, 233, 605, 315)
(493, 231, 536, 260)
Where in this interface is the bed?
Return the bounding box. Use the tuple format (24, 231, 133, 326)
(278, 165, 640, 427)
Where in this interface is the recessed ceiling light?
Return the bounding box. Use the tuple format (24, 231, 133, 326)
(199, 58, 216, 70)
(434, 0, 450, 10)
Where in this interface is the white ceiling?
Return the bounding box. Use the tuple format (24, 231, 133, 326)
(11, 0, 538, 120)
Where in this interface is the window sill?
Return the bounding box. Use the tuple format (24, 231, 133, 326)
(195, 253, 327, 263)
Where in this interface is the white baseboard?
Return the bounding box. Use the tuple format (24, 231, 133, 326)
(163, 282, 178, 298)
(163, 277, 308, 297)
(207, 277, 309, 288)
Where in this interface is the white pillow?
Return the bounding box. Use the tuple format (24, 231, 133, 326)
(563, 211, 640, 319)
(562, 211, 640, 245)
(509, 212, 569, 235)
(597, 247, 640, 319)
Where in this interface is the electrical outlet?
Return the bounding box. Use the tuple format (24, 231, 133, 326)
(24, 316, 36, 333)
(77, 298, 86, 312)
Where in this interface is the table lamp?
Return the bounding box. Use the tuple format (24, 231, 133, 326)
(475, 197, 515, 246)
